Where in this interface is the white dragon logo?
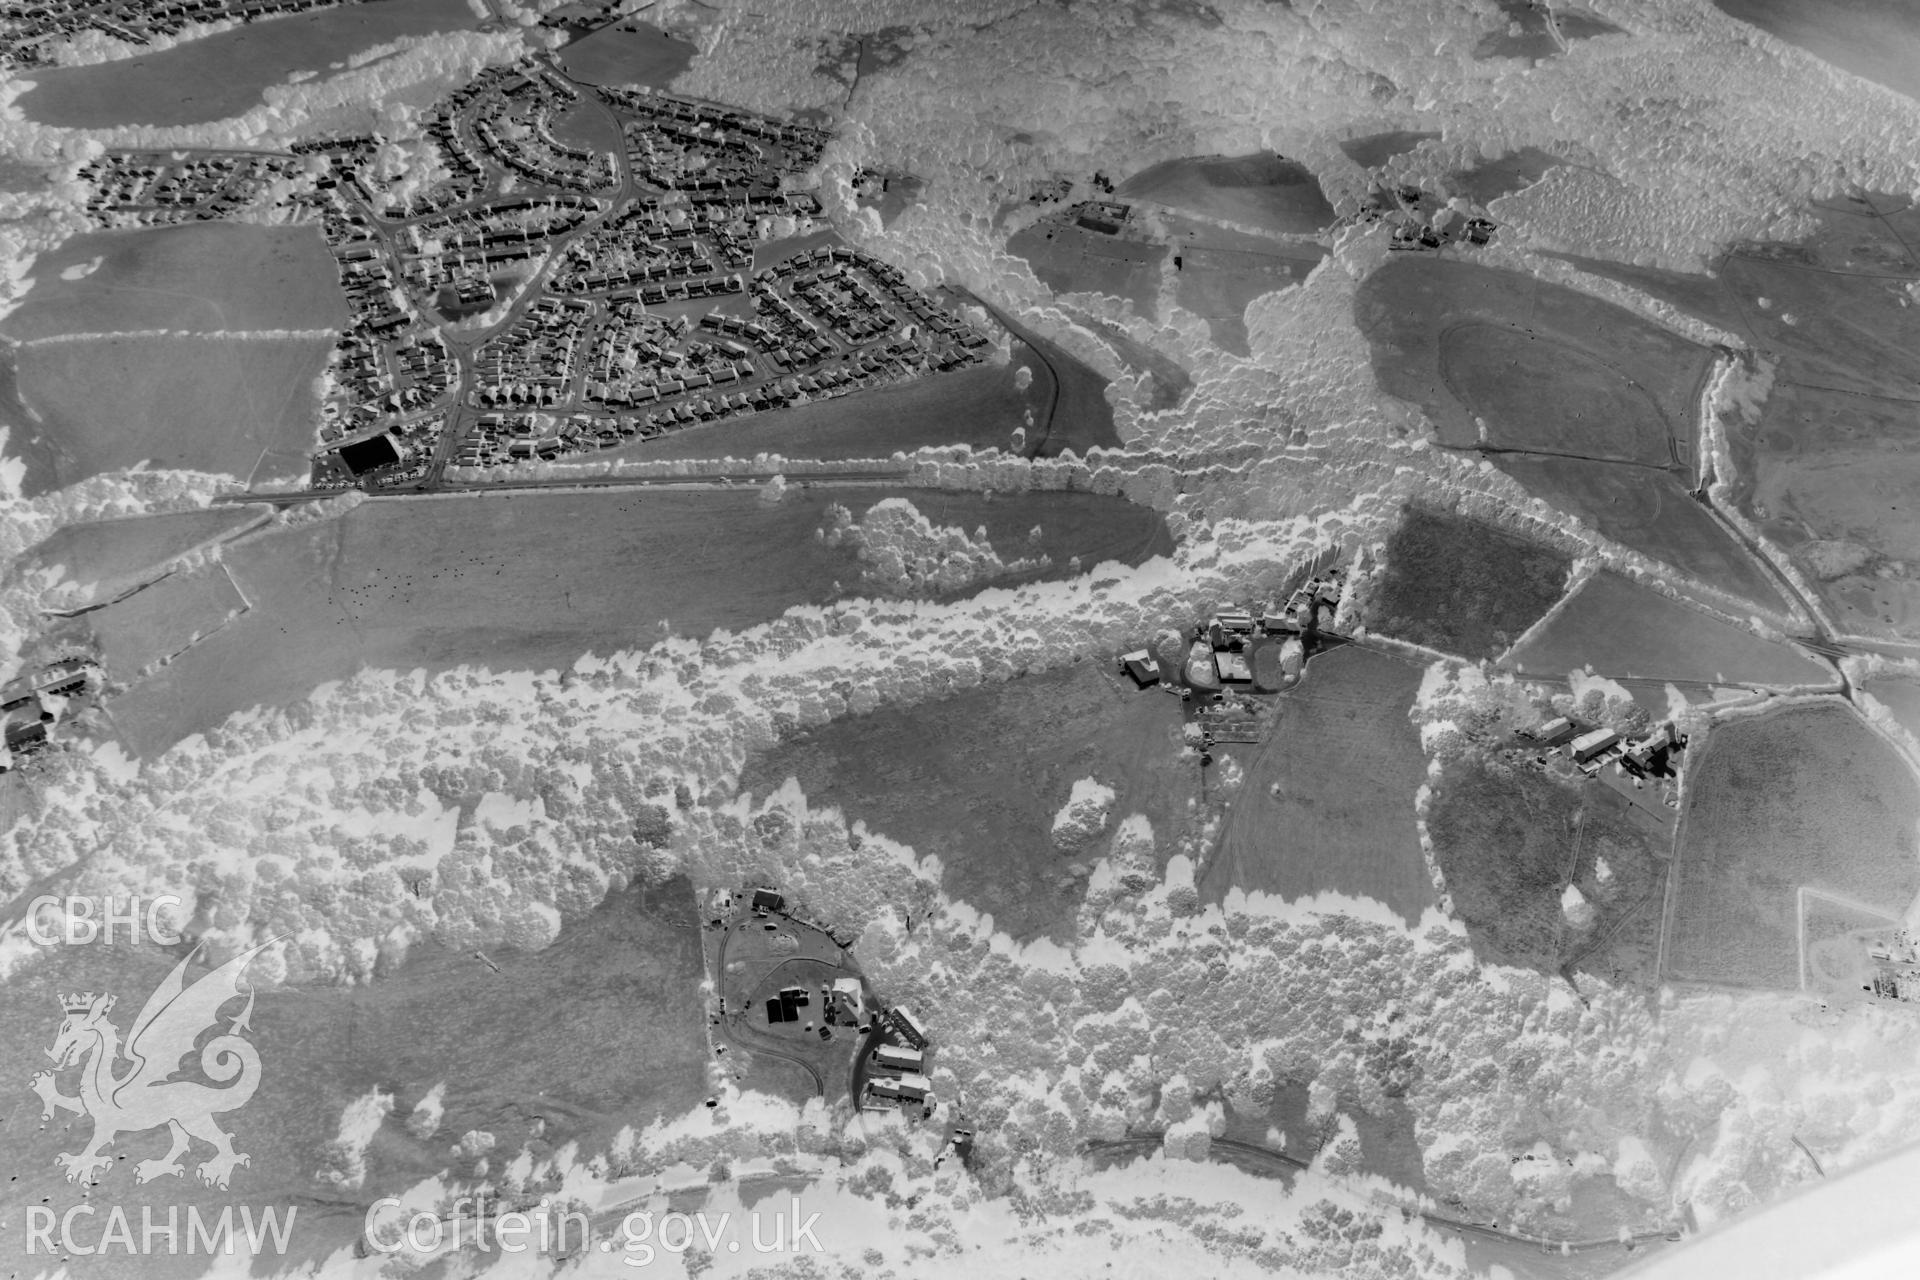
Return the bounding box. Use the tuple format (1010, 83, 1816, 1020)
(31, 939, 274, 1189)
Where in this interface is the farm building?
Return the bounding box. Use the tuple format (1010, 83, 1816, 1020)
(871, 1072, 932, 1101)
(831, 976, 865, 1022)
(873, 1043, 924, 1073)
(1571, 727, 1620, 764)
(1120, 649, 1161, 687)
(888, 1006, 929, 1049)
(1216, 650, 1253, 683)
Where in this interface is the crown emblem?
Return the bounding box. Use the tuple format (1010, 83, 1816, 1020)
(61, 992, 103, 1014)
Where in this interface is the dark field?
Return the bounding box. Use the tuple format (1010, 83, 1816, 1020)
(0, 223, 346, 342)
(739, 660, 1197, 943)
(1715, 0, 1920, 103)
(1167, 217, 1326, 356)
(1117, 153, 1336, 236)
(558, 19, 697, 88)
(1199, 647, 1434, 923)
(1502, 571, 1830, 689)
(1006, 219, 1167, 317)
(16, 334, 333, 493)
(1426, 751, 1668, 975)
(0, 880, 706, 1280)
(1361, 506, 1571, 660)
(1491, 455, 1787, 611)
(1552, 199, 1920, 639)
(107, 486, 1170, 755)
(1449, 146, 1561, 206)
(1338, 130, 1438, 169)
(1355, 255, 1710, 457)
(13, 505, 267, 603)
(13, 0, 483, 128)
(596, 344, 1054, 464)
(1668, 704, 1920, 987)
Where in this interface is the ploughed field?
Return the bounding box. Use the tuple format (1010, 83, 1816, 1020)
(1667, 704, 1920, 988)
(739, 659, 1196, 944)
(1199, 647, 1436, 925)
(1359, 506, 1572, 661)
(0, 880, 706, 1280)
(1553, 197, 1920, 639)
(0, 222, 347, 495)
(81, 486, 1169, 757)
(1501, 571, 1829, 690)
(12, 0, 484, 128)
(1355, 254, 1791, 609)
(594, 336, 1057, 464)
(0, 223, 346, 342)
(17, 334, 334, 494)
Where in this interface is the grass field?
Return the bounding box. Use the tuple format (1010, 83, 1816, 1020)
(1426, 751, 1668, 975)
(0, 879, 706, 1280)
(1338, 130, 1438, 169)
(1491, 455, 1787, 611)
(11, 505, 268, 605)
(106, 486, 1169, 756)
(1449, 148, 1561, 205)
(1715, 0, 1920, 102)
(558, 20, 696, 88)
(1116, 153, 1336, 236)
(1551, 200, 1920, 640)
(594, 345, 1054, 464)
(1360, 506, 1571, 660)
(1353, 254, 1805, 609)
(712, 914, 861, 1103)
(1166, 216, 1326, 356)
(1198, 646, 1435, 924)
(1006, 219, 1167, 318)
(1667, 703, 1920, 988)
(1866, 678, 1920, 744)
(2, 223, 345, 342)
(1440, 321, 1673, 465)
(1800, 892, 1900, 1000)
(1474, 0, 1563, 59)
(959, 295, 1123, 456)
(1082, 316, 1191, 410)
(14, 0, 483, 128)
(87, 562, 249, 679)
(739, 660, 1197, 943)
(16, 333, 333, 493)
(1502, 571, 1828, 688)
(1356, 256, 1710, 458)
